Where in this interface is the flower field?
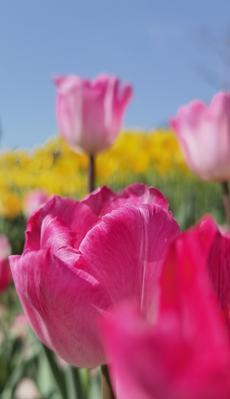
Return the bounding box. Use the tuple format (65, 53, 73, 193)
(0, 129, 223, 220)
(1, 80, 230, 399)
(0, 129, 224, 260)
(0, 129, 186, 207)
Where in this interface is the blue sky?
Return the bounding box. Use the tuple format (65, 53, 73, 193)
(0, 0, 230, 148)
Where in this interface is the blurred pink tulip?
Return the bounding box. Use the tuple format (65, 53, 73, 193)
(54, 74, 132, 154)
(186, 215, 230, 332)
(171, 92, 230, 181)
(10, 314, 28, 338)
(15, 378, 40, 399)
(0, 235, 11, 293)
(10, 183, 179, 367)
(102, 218, 230, 399)
(24, 190, 49, 218)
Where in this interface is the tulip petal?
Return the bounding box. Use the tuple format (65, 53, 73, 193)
(0, 259, 11, 292)
(107, 183, 168, 211)
(25, 196, 98, 251)
(171, 92, 230, 181)
(82, 183, 168, 217)
(10, 249, 112, 367)
(102, 229, 230, 399)
(183, 215, 230, 331)
(80, 204, 179, 319)
(54, 74, 132, 154)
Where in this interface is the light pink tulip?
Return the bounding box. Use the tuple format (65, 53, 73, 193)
(11, 314, 28, 338)
(10, 183, 179, 367)
(0, 235, 11, 293)
(171, 92, 230, 181)
(102, 218, 230, 399)
(54, 74, 132, 154)
(24, 190, 49, 218)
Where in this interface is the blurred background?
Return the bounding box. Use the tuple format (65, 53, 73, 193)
(0, 0, 230, 148)
(0, 0, 229, 398)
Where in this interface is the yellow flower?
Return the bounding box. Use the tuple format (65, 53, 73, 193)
(0, 190, 22, 218)
(0, 129, 191, 218)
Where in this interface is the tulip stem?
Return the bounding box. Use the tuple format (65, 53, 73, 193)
(65, 366, 85, 399)
(42, 344, 67, 399)
(101, 365, 116, 399)
(221, 182, 230, 226)
(88, 154, 96, 193)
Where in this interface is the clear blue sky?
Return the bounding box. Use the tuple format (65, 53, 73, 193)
(0, 0, 230, 148)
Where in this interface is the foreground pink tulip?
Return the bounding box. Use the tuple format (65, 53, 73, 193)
(102, 220, 230, 399)
(23, 190, 49, 218)
(186, 215, 230, 332)
(0, 235, 11, 292)
(9, 183, 179, 367)
(171, 92, 230, 181)
(54, 74, 132, 155)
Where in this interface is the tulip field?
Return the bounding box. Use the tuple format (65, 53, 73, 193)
(1, 76, 230, 399)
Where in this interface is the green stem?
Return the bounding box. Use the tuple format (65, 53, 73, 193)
(42, 344, 67, 399)
(88, 154, 96, 193)
(65, 366, 85, 399)
(101, 365, 115, 399)
(221, 181, 230, 225)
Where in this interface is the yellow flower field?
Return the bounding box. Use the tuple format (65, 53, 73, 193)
(0, 129, 188, 218)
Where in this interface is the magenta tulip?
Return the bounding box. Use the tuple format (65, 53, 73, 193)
(102, 218, 230, 399)
(0, 235, 12, 292)
(9, 183, 179, 367)
(23, 190, 49, 218)
(171, 92, 230, 181)
(187, 215, 230, 332)
(54, 74, 132, 155)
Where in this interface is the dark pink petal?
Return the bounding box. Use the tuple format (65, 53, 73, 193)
(82, 183, 168, 217)
(102, 228, 230, 399)
(0, 258, 11, 292)
(82, 186, 115, 216)
(188, 215, 218, 259)
(159, 231, 230, 398)
(184, 215, 230, 331)
(80, 204, 179, 319)
(10, 250, 112, 367)
(25, 196, 98, 252)
(104, 183, 168, 213)
(102, 301, 230, 399)
(26, 186, 168, 255)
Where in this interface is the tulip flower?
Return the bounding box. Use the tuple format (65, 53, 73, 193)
(171, 92, 230, 224)
(185, 215, 230, 332)
(54, 74, 132, 191)
(171, 92, 230, 182)
(102, 217, 230, 399)
(23, 190, 49, 218)
(10, 183, 179, 368)
(0, 235, 11, 293)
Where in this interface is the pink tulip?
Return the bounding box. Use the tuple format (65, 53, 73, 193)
(0, 235, 11, 293)
(54, 74, 132, 154)
(185, 215, 230, 332)
(102, 218, 230, 399)
(24, 190, 49, 218)
(171, 92, 230, 181)
(9, 183, 179, 367)
(11, 314, 28, 338)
